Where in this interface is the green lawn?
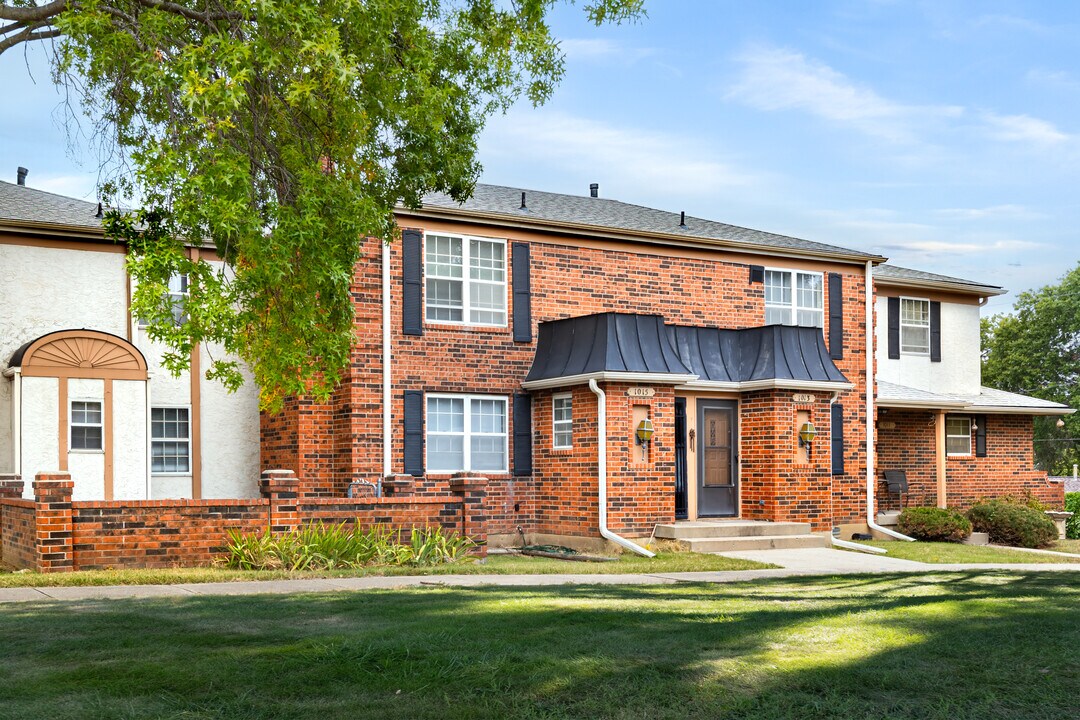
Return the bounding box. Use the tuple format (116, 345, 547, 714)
(852, 540, 1080, 564)
(1, 572, 1076, 719)
(0, 551, 771, 588)
(1052, 538, 1080, 554)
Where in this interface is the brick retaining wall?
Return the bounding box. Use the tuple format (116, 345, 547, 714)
(0, 470, 487, 572)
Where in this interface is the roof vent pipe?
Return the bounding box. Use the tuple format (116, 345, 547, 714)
(590, 183, 599, 198)
(519, 191, 527, 210)
(679, 211, 687, 230)
(16, 167, 28, 186)
(95, 202, 104, 219)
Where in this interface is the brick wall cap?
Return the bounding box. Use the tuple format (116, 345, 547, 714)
(261, 469, 297, 479)
(449, 475, 488, 491)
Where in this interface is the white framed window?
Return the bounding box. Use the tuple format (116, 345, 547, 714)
(426, 394, 508, 472)
(425, 234, 506, 326)
(764, 269, 823, 327)
(70, 400, 103, 451)
(946, 416, 972, 456)
(151, 406, 191, 473)
(900, 297, 930, 355)
(137, 273, 188, 327)
(552, 393, 573, 449)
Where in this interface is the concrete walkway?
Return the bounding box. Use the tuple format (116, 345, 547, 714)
(2, 548, 1078, 603)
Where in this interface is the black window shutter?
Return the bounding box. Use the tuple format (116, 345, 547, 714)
(975, 414, 987, 457)
(930, 301, 942, 362)
(513, 393, 533, 476)
(887, 297, 900, 359)
(828, 272, 843, 360)
(749, 265, 764, 284)
(403, 390, 424, 477)
(402, 229, 423, 336)
(831, 403, 845, 476)
(512, 243, 532, 342)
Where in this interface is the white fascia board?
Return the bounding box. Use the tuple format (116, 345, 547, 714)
(736, 379, 854, 392)
(876, 398, 968, 410)
(521, 372, 698, 391)
(964, 405, 1074, 416)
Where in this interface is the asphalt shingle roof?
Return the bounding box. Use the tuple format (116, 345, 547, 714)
(0, 180, 101, 229)
(875, 263, 1003, 293)
(878, 380, 1073, 413)
(419, 184, 881, 260)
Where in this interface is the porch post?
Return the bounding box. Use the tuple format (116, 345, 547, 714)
(935, 411, 947, 508)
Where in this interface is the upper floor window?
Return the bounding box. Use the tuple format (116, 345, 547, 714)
(137, 273, 188, 327)
(900, 298, 930, 354)
(426, 394, 508, 472)
(425, 234, 506, 326)
(552, 394, 573, 449)
(70, 400, 103, 451)
(765, 269, 823, 327)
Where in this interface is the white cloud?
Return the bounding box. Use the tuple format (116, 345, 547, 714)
(981, 113, 1069, 145)
(726, 46, 962, 142)
(481, 110, 763, 200)
(934, 205, 1042, 220)
(878, 239, 1040, 254)
(558, 38, 655, 63)
(32, 174, 98, 200)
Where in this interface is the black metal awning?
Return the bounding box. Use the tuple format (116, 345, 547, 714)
(523, 312, 850, 390)
(669, 324, 849, 386)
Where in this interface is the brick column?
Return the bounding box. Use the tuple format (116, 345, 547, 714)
(450, 473, 488, 556)
(382, 474, 415, 497)
(259, 469, 300, 533)
(33, 472, 74, 573)
(0, 473, 23, 499)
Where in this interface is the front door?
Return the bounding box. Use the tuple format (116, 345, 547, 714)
(698, 400, 738, 516)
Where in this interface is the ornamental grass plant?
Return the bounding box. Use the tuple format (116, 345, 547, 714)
(222, 523, 477, 571)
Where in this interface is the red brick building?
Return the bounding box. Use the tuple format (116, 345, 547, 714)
(261, 184, 1072, 551)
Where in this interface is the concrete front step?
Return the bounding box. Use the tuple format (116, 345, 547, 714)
(655, 521, 813, 539)
(685, 534, 829, 553)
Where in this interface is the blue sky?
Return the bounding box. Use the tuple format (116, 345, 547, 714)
(3, 1, 1080, 314)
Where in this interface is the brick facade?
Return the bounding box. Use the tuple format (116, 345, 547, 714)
(261, 221, 879, 541)
(876, 410, 1063, 512)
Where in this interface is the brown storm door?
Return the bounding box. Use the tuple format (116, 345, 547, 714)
(698, 400, 738, 517)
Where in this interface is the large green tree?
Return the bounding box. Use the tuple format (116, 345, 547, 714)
(981, 262, 1080, 475)
(1, 0, 644, 409)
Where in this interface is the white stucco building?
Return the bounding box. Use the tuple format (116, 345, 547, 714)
(0, 178, 260, 501)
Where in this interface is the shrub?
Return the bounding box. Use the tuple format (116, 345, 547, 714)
(990, 490, 1049, 512)
(897, 507, 972, 542)
(222, 523, 478, 571)
(967, 501, 1058, 548)
(1065, 493, 1080, 540)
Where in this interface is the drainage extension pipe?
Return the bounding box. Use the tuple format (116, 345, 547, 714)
(831, 535, 888, 555)
(864, 261, 915, 542)
(588, 379, 655, 557)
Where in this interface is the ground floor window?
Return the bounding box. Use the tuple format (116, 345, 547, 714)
(70, 400, 103, 451)
(152, 407, 191, 473)
(552, 393, 573, 448)
(427, 395, 507, 472)
(946, 416, 972, 456)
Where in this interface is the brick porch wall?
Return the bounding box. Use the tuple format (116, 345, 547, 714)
(876, 410, 1063, 511)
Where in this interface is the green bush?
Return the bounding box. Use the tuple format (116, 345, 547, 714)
(897, 507, 972, 542)
(990, 490, 1049, 512)
(1065, 493, 1080, 540)
(222, 523, 478, 571)
(967, 501, 1058, 548)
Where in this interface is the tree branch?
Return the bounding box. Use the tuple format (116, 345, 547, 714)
(0, 1, 69, 23)
(0, 22, 60, 55)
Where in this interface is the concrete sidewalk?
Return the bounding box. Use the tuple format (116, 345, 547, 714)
(2, 547, 1078, 603)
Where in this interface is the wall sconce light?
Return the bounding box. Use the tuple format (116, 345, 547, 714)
(798, 422, 817, 457)
(972, 421, 979, 431)
(1057, 418, 1066, 429)
(635, 418, 655, 460)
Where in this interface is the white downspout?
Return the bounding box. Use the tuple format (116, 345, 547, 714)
(828, 389, 886, 554)
(145, 374, 152, 500)
(865, 261, 915, 542)
(589, 379, 655, 557)
(380, 239, 392, 493)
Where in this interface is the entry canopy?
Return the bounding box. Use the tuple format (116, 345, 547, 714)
(523, 312, 852, 392)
